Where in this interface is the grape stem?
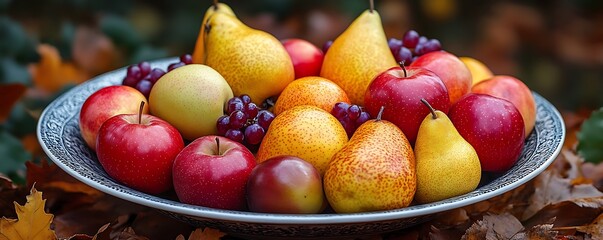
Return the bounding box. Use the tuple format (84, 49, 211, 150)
(138, 101, 145, 124)
(420, 98, 438, 119)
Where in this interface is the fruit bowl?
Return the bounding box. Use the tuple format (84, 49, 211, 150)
(37, 58, 565, 239)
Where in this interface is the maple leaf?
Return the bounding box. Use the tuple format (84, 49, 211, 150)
(0, 186, 56, 240)
(176, 228, 226, 240)
(0, 83, 26, 123)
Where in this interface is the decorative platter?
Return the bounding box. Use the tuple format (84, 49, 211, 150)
(37, 58, 565, 239)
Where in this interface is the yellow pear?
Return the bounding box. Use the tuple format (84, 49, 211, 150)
(459, 57, 494, 86)
(256, 105, 348, 176)
(191, 2, 235, 64)
(204, 12, 294, 105)
(320, 8, 397, 106)
(324, 107, 416, 213)
(414, 99, 481, 203)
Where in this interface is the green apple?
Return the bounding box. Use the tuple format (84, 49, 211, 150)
(149, 64, 233, 140)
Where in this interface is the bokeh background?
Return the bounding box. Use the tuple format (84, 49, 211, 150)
(2, 0, 603, 181)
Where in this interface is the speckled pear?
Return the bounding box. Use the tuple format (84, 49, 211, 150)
(191, 3, 235, 64)
(320, 8, 397, 106)
(204, 12, 294, 105)
(256, 105, 348, 176)
(323, 107, 416, 213)
(414, 99, 481, 203)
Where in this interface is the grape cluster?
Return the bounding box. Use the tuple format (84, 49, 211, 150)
(388, 30, 442, 65)
(122, 54, 193, 98)
(217, 95, 276, 150)
(331, 102, 371, 138)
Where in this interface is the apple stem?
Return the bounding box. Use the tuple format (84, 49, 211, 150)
(376, 106, 385, 121)
(138, 101, 145, 124)
(399, 61, 407, 77)
(369, 0, 374, 13)
(420, 98, 438, 119)
(215, 137, 220, 155)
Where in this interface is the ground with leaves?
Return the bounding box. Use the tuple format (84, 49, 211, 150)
(1, 111, 603, 240)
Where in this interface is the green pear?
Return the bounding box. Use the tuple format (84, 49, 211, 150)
(204, 11, 294, 105)
(324, 107, 416, 213)
(320, 5, 397, 106)
(414, 99, 481, 203)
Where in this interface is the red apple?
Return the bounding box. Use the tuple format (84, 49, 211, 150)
(410, 51, 472, 105)
(471, 75, 536, 137)
(282, 38, 324, 79)
(448, 94, 525, 172)
(96, 104, 184, 194)
(365, 66, 450, 144)
(172, 136, 256, 210)
(80, 85, 149, 151)
(246, 155, 325, 214)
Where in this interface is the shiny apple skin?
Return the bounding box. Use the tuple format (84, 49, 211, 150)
(246, 155, 325, 214)
(172, 136, 256, 210)
(448, 93, 525, 172)
(96, 114, 184, 194)
(282, 38, 324, 79)
(365, 66, 450, 144)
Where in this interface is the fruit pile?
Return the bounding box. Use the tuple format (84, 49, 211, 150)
(78, 1, 537, 215)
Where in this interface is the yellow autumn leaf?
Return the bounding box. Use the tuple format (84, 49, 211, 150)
(0, 187, 56, 240)
(28, 44, 88, 94)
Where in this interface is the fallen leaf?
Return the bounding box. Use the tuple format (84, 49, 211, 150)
(0, 83, 26, 123)
(182, 228, 226, 240)
(0, 186, 56, 240)
(28, 44, 87, 94)
(577, 108, 603, 163)
(461, 213, 523, 240)
(526, 224, 557, 240)
(575, 213, 603, 240)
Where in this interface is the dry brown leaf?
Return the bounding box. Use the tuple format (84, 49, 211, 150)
(0, 83, 26, 123)
(115, 227, 149, 240)
(0, 187, 56, 240)
(576, 213, 603, 240)
(526, 224, 557, 240)
(72, 26, 121, 76)
(461, 213, 524, 240)
(177, 228, 226, 240)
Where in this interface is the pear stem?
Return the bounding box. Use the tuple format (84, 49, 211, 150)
(369, 0, 375, 13)
(399, 61, 407, 77)
(213, 0, 219, 10)
(420, 98, 438, 119)
(215, 137, 220, 155)
(376, 106, 385, 121)
(138, 101, 145, 124)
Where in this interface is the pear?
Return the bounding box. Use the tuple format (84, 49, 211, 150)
(191, 2, 235, 64)
(320, 5, 397, 106)
(414, 99, 481, 204)
(324, 107, 416, 213)
(256, 105, 348, 176)
(204, 12, 294, 105)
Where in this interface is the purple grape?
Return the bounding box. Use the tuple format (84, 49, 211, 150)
(331, 102, 350, 119)
(414, 43, 426, 56)
(227, 97, 244, 114)
(168, 62, 186, 72)
(229, 110, 247, 129)
(122, 76, 139, 88)
(244, 123, 265, 145)
(240, 94, 252, 105)
(148, 68, 166, 83)
(225, 129, 244, 143)
(355, 111, 371, 127)
(388, 38, 403, 54)
(395, 47, 413, 65)
(216, 115, 230, 135)
(257, 110, 275, 130)
(322, 40, 333, 53)
(338, 116, 355, 138)
(135, 79, 153, 98)
(138, 62, 151, 77)
(245, 103, 259, 119)
(347, 105, 361, 121)
(402, 30, 420, 48)
(180, 54, 193, 65)
(418, 36, 428, 45)
(126, 65, 142, 80)
(422, 39, 442, 53)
